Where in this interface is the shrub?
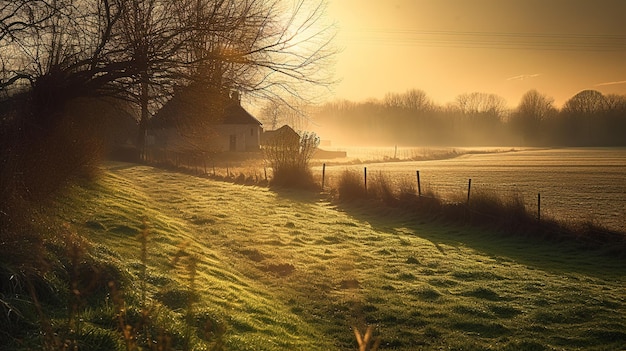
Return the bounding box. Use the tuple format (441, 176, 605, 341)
(397, 176, 417, 201)
(264, 129, 320, 189)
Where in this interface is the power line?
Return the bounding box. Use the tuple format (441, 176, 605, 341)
(341, 28, 626, 51)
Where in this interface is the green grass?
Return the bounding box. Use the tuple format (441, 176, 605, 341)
(10, 162, 626, 350)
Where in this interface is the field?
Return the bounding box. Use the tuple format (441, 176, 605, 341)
(212, 147, 626, 232)
(44, 162, 626, 350)
(315, 148, 626, 232)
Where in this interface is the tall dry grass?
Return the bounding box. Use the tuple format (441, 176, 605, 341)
(334, 169, 626, 254)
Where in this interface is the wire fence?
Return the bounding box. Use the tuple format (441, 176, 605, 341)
(316, 164, 626, 233)
(141, 153, 625, 233)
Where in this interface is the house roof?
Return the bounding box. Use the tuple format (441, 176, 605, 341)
(149, 84, 261, 129)
(222, 103, 262, 125)
(261, 125, 299, 145)
(263, 124, 298, 136)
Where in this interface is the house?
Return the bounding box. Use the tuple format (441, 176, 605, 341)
(261, 124, 300, 146)
(216, 92, 263, 152)
(261, 125, 348, 159)
(146, 88, 263, 160)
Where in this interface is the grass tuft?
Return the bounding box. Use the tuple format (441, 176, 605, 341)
(337, 169, 367, 201)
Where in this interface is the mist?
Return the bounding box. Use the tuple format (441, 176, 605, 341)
(309, 89, 626, 148)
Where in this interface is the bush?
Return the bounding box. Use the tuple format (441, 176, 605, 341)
(264, 130, 320, 189)
(397, 177, 417, 201)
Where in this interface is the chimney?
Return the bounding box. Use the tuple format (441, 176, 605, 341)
(230, 90, 240, 105)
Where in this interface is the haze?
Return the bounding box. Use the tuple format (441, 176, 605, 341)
(326, 0, 626, 107)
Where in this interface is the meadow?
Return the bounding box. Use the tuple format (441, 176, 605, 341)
(13, 162, 625, 350)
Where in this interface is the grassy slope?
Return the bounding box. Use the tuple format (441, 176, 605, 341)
(61, 162, 625, 350)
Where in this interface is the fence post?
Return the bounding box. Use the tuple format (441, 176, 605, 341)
(467, 178, 472, 206)
(264, 166, 267, 181)
(321, 163, 326, 190)
(537, 193, 541, 222)
(364, 167, 367, 193)
(416, 170, 421, 197)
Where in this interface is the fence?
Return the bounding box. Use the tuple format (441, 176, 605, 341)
(139, 153, 622, 233)
(319, 164, 546, 221)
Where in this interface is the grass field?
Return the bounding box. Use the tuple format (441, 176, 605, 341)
(45, 162, 626, 350)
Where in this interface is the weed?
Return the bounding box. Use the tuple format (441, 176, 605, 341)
(354, 326, 381, 351)
(264, 131, 320, 189)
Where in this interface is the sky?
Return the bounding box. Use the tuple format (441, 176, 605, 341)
(324, 0, 626, 107)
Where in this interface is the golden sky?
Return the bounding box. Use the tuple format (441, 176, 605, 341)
(326, 0, 626, 107)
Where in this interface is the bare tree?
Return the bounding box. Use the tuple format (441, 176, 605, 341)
(384, 89, 432, 112)
(0, 0, 336, 202)
(263, 128, 319, 188)
(454, 92, 508, 142)
(0, 0, 335, 120)
(259, 99, 284, 130)
(604, 94, 626, 110)
(511, 89, 556, 144)
(562, 89, 608, 115)
(456, 92, 507, 119)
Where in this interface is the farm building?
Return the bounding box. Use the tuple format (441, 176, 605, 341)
(216, 92, 263, 152)
(261, 124, 300, 146)
(146, 86, 263, 160)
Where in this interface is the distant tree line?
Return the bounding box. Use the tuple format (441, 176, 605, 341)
(311, 89, 626, 146)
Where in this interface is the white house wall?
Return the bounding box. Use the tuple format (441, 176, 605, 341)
(216, 124, 262, 151)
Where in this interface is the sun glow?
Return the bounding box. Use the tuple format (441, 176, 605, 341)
(325, 0, 626, 107)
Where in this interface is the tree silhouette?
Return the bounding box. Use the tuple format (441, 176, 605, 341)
(383, 89, 432, 111)
(563, 90, 607, 115)
(560, 90, 608, 145)
(511, 89, 556, 145)
(0, 0, 335, 127)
